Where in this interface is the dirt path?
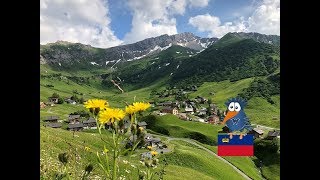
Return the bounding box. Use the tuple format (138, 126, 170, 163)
(251, 124, 280, 130)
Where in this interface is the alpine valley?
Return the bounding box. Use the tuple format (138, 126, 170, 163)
(40, 32, 280, 180)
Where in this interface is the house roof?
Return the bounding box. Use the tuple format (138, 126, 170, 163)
(185, 107, 193, 111)
(253, 128, 264, 134)
(69, 115, 80, 119)
(44, 116, 59, 121)
(68, 123, 84, 129)
(83, 117, 96, 124)
(162, 107, 176, 111)
(45, 122, 62, 128)
(138, 121, 147, 126)
(267, 130, 280, 137)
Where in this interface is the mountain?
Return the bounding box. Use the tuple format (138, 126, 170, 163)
(107, 32, 279, 89)
(40, 32, 218, 68)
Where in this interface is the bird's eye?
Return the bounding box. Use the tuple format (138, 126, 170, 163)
(228, 102, 235, 111)
(234, 102, 241, 112)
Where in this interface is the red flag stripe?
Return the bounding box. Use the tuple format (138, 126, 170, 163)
(218, 145, 254, 156)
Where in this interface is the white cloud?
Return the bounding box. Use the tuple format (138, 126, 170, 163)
(40, 0, 123, 48)
(247, 0, 280, 35)
(189, 14, 247, 38)
(188, 0, 210, 8)
(123, 0, 210, 44)
(189, 0, 280, 38)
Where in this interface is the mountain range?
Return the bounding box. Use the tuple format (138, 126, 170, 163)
(40, 32, 218, 67)
(40, 31, 280, 92)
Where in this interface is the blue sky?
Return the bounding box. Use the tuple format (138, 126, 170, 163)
(40, 0, 279, 48)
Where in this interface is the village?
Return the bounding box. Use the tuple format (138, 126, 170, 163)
(41, 87, 280, 159)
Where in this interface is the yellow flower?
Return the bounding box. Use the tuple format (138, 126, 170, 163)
(151, 151, 158, 156)
(84, 146, 90, 152)
(147, 146, 152, 150)
(98, 108, 125, 124)
(84, 99, 108, 110)
(132, 102, 151, 112)
(125, 105, 138, 115)
(139, 127, 144, 131)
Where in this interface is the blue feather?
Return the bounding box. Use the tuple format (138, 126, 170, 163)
(224, 99, 252, 132)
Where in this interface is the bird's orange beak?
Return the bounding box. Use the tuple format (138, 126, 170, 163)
(221, 111, 238, 125)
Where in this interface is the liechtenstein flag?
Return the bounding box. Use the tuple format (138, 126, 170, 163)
(218, 134, 254, 156)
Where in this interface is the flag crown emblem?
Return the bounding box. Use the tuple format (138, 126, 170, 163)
(222, 138, 229, 143)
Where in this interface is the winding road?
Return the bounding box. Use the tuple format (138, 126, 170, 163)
(152, 133, 255, 180)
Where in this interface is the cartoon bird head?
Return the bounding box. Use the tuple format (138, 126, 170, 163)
(221, 98, 251, 132)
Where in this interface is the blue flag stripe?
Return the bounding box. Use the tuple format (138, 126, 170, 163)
(218, 134, 253, 145)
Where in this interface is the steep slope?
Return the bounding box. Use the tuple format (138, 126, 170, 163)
(40, 32, 217, 69)
(170, 33, 280, 87)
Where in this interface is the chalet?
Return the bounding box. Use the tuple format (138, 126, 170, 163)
(45, 122, 62, 128)
(65, 98, 76, 104)
(250, 128, 264, 138)
(161, 107, 178, 115)
(138, 121, 148, 129)
(265, 130, 280, 140)
(40, 102, 46, 109)
(67, 123, 84, 131)
(83, 117, 97, 129)
(207, 115, 220, 125)
(184, 106, 194, 114)
(145, 137, 161, 147)
(67, 114, 81, 124)
(158, 101, 172, 106)
(48, 97, 59, 104)
(197, 118, 205, 123)
(43, 116, 59, 123)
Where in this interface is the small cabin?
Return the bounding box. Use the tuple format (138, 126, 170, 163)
(43, 116, 59, 123)
(161, 107, 178, 115)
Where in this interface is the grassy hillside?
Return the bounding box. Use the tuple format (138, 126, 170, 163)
(188, 77, 280, 128)
(41, 127, 250, 180)
(143, 114, 264, 179)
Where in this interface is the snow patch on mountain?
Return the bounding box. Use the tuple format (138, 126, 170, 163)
(90, 62, 99, 66)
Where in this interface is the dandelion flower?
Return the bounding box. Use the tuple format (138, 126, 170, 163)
(99, 108, 125, 124)
(151, 151, 158, 156)
(132, 102, 151, 112)
(84, 99, 108, 110)
(125, 105, 137, 115)
(147, 146, 152, 150)
(139, 127, 144, 131)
